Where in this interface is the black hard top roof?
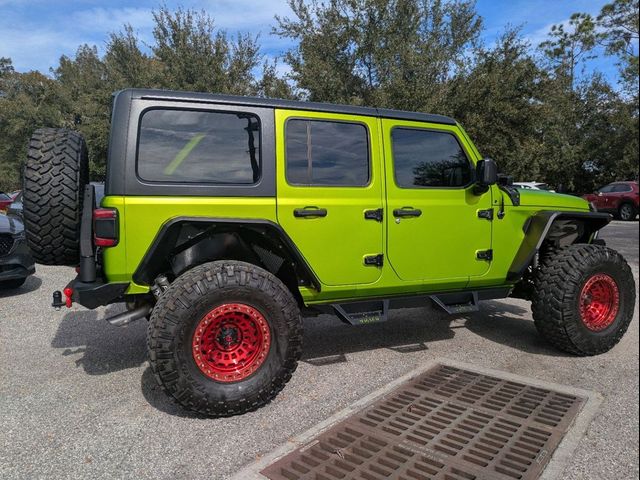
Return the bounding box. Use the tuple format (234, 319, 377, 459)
(122, 88, 457, 126)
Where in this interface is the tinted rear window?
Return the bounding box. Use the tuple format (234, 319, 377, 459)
(391, 128, 472, 188)
(137, 109, 260, 184)
(285, 119, 369, 186)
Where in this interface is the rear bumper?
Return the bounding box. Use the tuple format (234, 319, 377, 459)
(66, 276, 129, 309)
(0, 238, 35, 281)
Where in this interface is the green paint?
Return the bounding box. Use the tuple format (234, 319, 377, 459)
(102, 106, 592, 307)
(163, 133, 205, 175)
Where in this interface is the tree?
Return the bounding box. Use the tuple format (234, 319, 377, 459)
(447, 29, 547, 181)
(598, 0, 639, 101)
(274, 0, 482, 110)
(539, 13, 598, 91)
(0, 62, 68, 190)
(54, 45, 111, 179)
(151, 6, 261, 95)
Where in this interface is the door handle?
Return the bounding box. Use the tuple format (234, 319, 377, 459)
(293, 207, 327, 218)
(393, 207, 422, 218)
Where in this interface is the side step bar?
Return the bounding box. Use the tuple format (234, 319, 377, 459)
(330, 287, 512, 325)
(430, 291, 479, 314)
(333, 300, 389, 325)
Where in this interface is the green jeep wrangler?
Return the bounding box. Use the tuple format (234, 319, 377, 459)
(23, 89, 635, 417)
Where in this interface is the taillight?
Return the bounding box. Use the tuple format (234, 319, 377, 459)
(93, 208, 119, 247)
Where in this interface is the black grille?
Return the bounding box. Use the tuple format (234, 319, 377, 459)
(0, 234, 15, 255)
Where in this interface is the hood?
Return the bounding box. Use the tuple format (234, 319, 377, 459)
(516, 189, 590, 210)
(0, 213, 25, 235)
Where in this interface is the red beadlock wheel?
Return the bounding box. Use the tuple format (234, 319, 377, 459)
(579, 273, 620, 332)
(192, 303, 271, 382)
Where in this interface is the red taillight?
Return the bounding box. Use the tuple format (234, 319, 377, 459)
(93, 208, 119, 247)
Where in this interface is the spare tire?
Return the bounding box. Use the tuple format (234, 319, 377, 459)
(23, 128, 89, 266)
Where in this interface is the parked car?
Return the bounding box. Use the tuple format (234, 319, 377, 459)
(513, 182, 554, 192)
(6, 191, 22, 217)
(0, 191, 14, 211)
(583, 181, 639, 221)
(0, 213, 36, 289)
(21, 89, 635, 417)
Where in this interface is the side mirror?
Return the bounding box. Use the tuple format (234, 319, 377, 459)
(597, 191, 603, 196)
(473, 158, 498, 194)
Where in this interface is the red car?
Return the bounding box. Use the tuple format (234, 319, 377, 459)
(0, 191, 15, 211)
(583, 181, 639, 221)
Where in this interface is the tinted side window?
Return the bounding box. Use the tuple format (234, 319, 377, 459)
(391, 129, 472, 188)
(285, 119, 369, 186)
(137, 109, 260, 184)
(612, 184, 632, 193)
(598, 184, 615, 193)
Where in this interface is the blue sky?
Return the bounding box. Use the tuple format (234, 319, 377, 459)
(0, 0, 623, 83)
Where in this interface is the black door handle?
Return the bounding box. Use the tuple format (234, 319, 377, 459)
(393, 207, 422, 218)
(294, 207, 327, 218)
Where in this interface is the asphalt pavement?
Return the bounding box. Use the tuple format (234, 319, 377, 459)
(1, 221, 638, 480)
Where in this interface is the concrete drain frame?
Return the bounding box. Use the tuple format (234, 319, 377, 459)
(234, 359, 602, 480)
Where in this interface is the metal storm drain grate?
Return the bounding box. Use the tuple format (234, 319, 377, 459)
(261, 364, 585, 480)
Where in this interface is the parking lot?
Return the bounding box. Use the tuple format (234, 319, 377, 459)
(1, 221, 638, 480)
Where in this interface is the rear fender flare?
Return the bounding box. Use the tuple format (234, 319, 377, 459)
(132, 217, 320, 292)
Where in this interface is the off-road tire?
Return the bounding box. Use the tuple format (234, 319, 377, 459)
(0, 278, 26, 289)
(532, 244, 635, 355)
(23, 128, 89, 265)
(147, 260, 302, 417)
(618, 202, 637, 221)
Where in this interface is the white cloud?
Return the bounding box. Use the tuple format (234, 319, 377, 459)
(0, 1, 295, 73)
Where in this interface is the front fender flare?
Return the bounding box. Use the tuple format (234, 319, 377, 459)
(506, 211, 612, 282)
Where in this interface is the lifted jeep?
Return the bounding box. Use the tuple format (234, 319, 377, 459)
(23, 89, 636, 417)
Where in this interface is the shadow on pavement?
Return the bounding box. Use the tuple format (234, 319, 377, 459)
(463, 300, 571, 357)
(140, 367, 210, 419)
(301, 306, 455, 364)
(0, 274, 42, 298)
(51, 304, 148, 375)
(51, 298, 570, 418)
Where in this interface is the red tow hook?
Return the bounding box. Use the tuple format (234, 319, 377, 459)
(64, 288, 73, 308)
(52, 288, 73, 310)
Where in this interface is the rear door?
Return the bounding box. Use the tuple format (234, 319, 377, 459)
(275, 110, 384, 286)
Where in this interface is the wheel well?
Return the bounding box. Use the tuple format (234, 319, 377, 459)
(507, 211, 611, 287)
(132, 218, 320, 305)
(618, 200, 635, 210)
(540, 219, 590, 251)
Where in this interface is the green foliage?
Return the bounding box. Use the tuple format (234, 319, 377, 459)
(0, 61, 69, 190)
(274, 0, 482, 110)
(0, 1, 637, 193)
(448, 29, 546, 182)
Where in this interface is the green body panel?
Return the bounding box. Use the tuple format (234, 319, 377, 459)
(100, 108, 591, 305)
(102, 196, 277, 294)
(381, 119, 492, 287)
(274, 109, 384, 286)
(518, 189, 589, 209)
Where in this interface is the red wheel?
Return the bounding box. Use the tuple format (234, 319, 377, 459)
(532, 244, 635, 356)
(192, 303, 271, 382)
(579, 274, 620, 332)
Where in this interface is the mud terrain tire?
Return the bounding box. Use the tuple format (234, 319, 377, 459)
(23, 128, 89, 265)
(147, 260, 302, 417)
(532, 244, 635, 355)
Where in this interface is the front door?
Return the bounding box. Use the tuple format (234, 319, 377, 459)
(276, 110, 384, 286)
(383, 120, 493, 287)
